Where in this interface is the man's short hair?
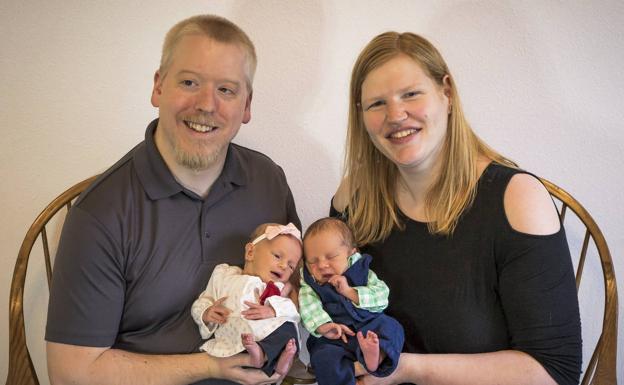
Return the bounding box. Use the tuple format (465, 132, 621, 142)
(159, 14, 257, 90)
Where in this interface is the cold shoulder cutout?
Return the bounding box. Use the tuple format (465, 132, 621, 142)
(503, 173, 560, 236)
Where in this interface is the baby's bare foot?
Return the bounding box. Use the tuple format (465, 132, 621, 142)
(275, 338, 297, 375)
(241, 333, 265, 368)
(357, 330, 380, 372)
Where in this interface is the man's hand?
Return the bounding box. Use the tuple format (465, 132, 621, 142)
(241, 301, 276, 320)
(328, 275, 359, 304)
(316, 322, 355, 343)
(213, 351, 293, 385)
(203, 297, 230, 325)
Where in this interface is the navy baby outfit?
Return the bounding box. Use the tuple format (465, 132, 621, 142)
(303, 254, 404, 385)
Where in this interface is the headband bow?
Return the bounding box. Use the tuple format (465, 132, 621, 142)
(252, 223, 302, 245)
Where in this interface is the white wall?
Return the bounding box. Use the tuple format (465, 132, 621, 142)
(2, 1, 622, 383)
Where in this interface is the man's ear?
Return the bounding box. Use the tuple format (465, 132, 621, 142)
(242, 91, 252, 124)
(244, 243, 254, 261)
(151, 70, 163, 108)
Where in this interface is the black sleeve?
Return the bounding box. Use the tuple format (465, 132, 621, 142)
(46, 205, 124, 347)
(496, 226, 582, 385)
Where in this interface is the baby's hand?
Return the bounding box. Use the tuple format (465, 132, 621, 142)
(203, 297, 230, 325)
(316, 322, 355, 343)
(241, 301, 276, 320)
(328, 275, 358, 301)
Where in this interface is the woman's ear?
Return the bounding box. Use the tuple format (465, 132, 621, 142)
(442, 74, 452, 112)
(244, 243, 254, 262)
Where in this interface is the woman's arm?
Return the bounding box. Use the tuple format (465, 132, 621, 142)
(358, 350, 556, 385)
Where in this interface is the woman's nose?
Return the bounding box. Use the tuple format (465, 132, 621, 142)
(386, 101, 407, 123)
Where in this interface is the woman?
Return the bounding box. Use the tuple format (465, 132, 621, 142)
(331, 32, 581, 385)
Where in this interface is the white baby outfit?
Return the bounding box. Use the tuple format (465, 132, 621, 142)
(191, 263, 300, 356)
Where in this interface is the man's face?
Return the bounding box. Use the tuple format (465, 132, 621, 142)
(151, 34, 252, 171)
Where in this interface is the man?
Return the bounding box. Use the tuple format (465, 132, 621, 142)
(46, 15, 300, 385)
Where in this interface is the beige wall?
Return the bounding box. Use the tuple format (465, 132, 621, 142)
(2, 1, 623, 383)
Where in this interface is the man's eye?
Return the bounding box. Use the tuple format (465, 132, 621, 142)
(181, 80, 197, 87)
(219, 87, 235, 95)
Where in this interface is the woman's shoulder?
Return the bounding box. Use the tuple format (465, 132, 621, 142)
(332, 177, 351, 213)
(503, 172, 560, 235)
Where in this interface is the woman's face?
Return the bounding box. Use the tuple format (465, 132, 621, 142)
(360, 54, 450, 173)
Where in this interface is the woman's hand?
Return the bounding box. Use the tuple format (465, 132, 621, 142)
(316, 322, 355, 343)
(356, 353, 411, 385)
(203, 297, 230, 325)
(241, 301, 276, 320)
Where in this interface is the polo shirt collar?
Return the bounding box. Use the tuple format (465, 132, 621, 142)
(134, 119, 248, 200)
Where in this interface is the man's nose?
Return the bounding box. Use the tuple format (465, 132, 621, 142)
(195, 88, 216, 113)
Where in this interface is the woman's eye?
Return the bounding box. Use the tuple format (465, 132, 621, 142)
(403, 91, 421, 98)
(366, 100, 384, 111)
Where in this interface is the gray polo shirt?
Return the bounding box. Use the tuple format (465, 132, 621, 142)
(46, 119, 300, 384)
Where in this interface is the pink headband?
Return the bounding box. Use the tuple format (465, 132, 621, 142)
(251, 223, 302, 245)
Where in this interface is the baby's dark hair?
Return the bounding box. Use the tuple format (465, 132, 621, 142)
(303, 217, 356, 250)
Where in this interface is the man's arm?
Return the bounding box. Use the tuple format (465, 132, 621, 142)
(47, 342, 283, 385)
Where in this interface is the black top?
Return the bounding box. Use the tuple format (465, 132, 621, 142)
(331, 163, 581, 385)
(46, 119, 300, 385)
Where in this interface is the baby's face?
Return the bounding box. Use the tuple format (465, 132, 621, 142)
(304, 230, 356, 284)
(245, 234, 302, 283)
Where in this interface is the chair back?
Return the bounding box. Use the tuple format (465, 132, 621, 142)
(541, 178, 618, 385)
(6, 175, 97, 385)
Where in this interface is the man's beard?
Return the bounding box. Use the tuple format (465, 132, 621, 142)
(174, 142, 224, 171)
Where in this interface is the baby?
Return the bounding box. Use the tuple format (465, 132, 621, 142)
(191, 222, 302, 376)
(299, 217, 404, 385)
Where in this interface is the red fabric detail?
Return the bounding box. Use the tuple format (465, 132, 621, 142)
(259, 281, 281, 305)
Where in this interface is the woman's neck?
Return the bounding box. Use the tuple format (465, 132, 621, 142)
(395, 161, 441, 222)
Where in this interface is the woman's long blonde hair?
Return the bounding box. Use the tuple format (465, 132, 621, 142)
(344, 32, 514, 245)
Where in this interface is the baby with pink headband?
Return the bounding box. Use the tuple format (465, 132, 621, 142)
(191, 222, 303, 376)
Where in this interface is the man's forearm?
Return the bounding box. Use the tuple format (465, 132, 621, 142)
(47, 342, 216, 385)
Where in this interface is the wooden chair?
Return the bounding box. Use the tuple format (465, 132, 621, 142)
(539, 178, 618, 385)
(7, 175, 98, 385)
(6, 175, 315, 385)
(7, 176, 616, 385)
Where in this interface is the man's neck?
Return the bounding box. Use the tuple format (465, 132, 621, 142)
(170, 158, 226, 198)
